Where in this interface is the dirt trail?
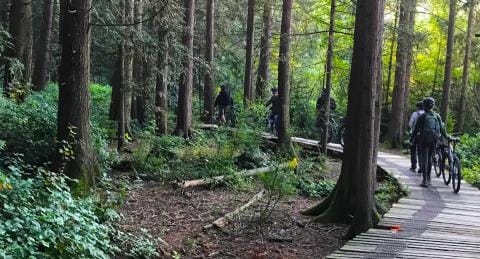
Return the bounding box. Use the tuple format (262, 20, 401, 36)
(119, 183, 347, 258)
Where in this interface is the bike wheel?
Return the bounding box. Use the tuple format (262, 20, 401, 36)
(442, 155, 451, 185)
(451, 155, 461, 193)
(433, 150, 442, 177)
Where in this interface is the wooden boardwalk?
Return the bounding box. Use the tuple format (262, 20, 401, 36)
(328, 150, 480, 259)
(258, 132, 480, 258)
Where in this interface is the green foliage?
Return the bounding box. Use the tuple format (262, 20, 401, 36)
(297, 179, 336, 198)
(0, 166, 116, 258)
(0, 157, 160, 258)
(133, 106, 271, 182)
(375, 173, 408, 214)
(0, 89, 57, 164)
(0, 83, 117, 170)
(457, 134, 480, 188)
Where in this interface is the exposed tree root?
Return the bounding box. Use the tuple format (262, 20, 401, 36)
(300, 187, 335, 216)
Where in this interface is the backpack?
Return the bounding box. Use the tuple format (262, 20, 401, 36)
(420, 112, 440, 145)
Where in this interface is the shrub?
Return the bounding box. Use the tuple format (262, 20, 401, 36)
(0, 166, 116, 258)
(0, 83, 117, 170)
(457, 134, 480, 188)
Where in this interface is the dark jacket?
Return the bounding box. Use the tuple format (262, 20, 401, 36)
(215, 91, 233, 107)
(266, 95, 281, 115)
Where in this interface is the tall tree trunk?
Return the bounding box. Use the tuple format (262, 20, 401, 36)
(431, 38, 442, 96)
(203, 0, 215, 123)
(123, 0, 135, 135)
(440, 0, 456, 122)
(57, 0, 99, 193)
(156, 10, 169, 135)
(402, 6, 416, 132)
(0, 0, 9, 28)
(109, 49, 122, 121)
(384, 2, 399, 111)
(175, 0, 195, 138)
(156, 39, 169, 135)
(3, 0, 33, 96)
(302, 0, 385, 237)
(255, 0, 273, 99)
(277, 0, 292, 150)
(455, 0, 475, 133)
(320, 0, 336, 155)
(133, 0, 145, 125)
(32, 0, 55, 91)
(243, 0, 256, 106)
(118, 44, 126, 149)
(387, 0, 415, 148)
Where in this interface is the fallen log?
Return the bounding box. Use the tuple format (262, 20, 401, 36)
(179, 164, 288, 189)
(204, 190, 266, 229)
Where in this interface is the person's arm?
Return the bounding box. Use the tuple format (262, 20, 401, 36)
(437, 114, 449, 138)
(214, 95, 219, 107)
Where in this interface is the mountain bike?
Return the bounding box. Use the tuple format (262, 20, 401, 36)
(440, 136, 462, 193)
(317, 113, 345, 146)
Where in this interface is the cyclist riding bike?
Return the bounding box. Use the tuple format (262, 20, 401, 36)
(266, 88, 280, 134)
(411, 97, 450, 188)
(214, 85, 234, 125)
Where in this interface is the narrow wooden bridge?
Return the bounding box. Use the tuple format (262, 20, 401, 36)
(328, 151, 480, 258)
(233, 130, 480, 258)
(260, 132, 480, 258)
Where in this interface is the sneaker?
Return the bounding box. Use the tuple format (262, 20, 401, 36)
(409, 167, 416, 172)
(420, 182, 428, 188)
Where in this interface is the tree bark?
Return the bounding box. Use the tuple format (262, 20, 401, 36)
(0, 0, 9, 28)
(402, 6, 416, 132)
(320, 0, 336, 155)
(174, 0, 195, 138)
(387, 0, 415, 148)
(277, 0, 293, 150)
(302, 0, 385, 237)
(123, 0, 135, 135)
(203, 0, 215, 123)
(255, 0, 273, 99)
(133, 0, 145, 125)
(455, 0, 475, 133)
(118, 45, 126, 149)
(440, 0, 456, 122)
(109, 48, 122, 122)
(32, 0, 55, 91)
(3, 0, 33, 96)
(384, 2, 399, 111)
(57, 0, 99, 193)
(243, 0, 256, 106)
(156, 28, 169, 135)
(431, 38, 442, 96)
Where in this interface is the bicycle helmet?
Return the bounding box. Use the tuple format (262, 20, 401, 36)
(423, 97, 435, 110)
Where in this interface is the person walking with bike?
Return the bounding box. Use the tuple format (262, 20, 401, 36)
(408, 101, 425, 173)
(411, 97, 449, 187)
(214, 85, 234, 125)
(266, 88, 280, 133)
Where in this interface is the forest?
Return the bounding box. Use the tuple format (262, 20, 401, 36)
(0, 0, 479, 258)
